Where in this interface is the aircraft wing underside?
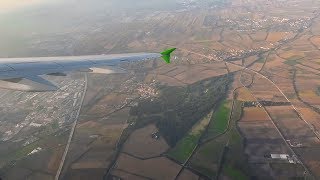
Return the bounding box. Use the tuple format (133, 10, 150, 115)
(0, 53, 162, 91)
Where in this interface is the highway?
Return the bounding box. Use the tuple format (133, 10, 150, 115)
(55, 72, 88, 180)
(173, 45, 316, 178)
(238, 68, 311, 179)
(173, 45, 320, 143)
(239, 64, 320, 141)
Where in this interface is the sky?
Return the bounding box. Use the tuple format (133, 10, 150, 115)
(0, 0, 178, 57)
(0, 0, 56, 13)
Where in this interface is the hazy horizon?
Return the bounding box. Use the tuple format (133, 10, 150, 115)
(0, 0, 179, 57)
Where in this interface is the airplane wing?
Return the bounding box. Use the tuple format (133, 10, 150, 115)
(0, 48, 176, 91)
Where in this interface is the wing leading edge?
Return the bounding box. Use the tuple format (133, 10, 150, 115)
(0, 48, 176, 91)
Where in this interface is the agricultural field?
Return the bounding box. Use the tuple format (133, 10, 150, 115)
(122, 124, 169, 159)
(168, 111, 213, 163)
(3, 0, 320, 179)
(241, 107, 269, 122)
(189, 137, 226, 178)
(203, 101, 231, 140)
(112, 154, 181, 180)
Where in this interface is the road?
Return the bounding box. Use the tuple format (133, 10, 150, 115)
(240, 65, 320, 141)
(174, 72, 240, 180)
(54, 72, 88, 180)
(238, 68, 312, 179)
(172, 45, 317, 178)
(174, 45, 320, 143)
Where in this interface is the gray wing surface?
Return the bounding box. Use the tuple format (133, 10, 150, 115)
(0, 52, 161, 91)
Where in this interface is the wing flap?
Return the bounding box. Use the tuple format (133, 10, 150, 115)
(0, 76, 58, 92)
(89, 67, 126, 74)
(24, 76, 58, 89)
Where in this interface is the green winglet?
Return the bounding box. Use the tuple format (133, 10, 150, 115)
(160, 48, 176, 63)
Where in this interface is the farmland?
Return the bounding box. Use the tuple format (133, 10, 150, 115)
(2, 0, 320, 179)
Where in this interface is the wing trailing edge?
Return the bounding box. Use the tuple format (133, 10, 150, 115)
(0, 76, 58, 92)
(0, 48, 176, 92)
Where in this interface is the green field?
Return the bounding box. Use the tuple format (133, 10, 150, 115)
(221, 100, 250, 180)
(3, 129, 69, 166)
(256, 57, 266, 63)
(227, 100, 243, 145)
(10, 141, 41, 161)
(284, 59, 298, 65)
(190, 99, 250, 179)
(168, 112, 213, 163)
(224, 165, 249, 180)
(284, 55, 304, 65)
(190, 138, 226, 178)
(287, 55, 304, 61)
(204, 101, 230, 139)
(167, 134, 200, 163)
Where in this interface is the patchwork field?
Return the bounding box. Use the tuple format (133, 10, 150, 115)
(112, 154, 181, 179)
(122, 124, 169, 159)
(3, 0, 320, 179)
(241, 107, 269, 122)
